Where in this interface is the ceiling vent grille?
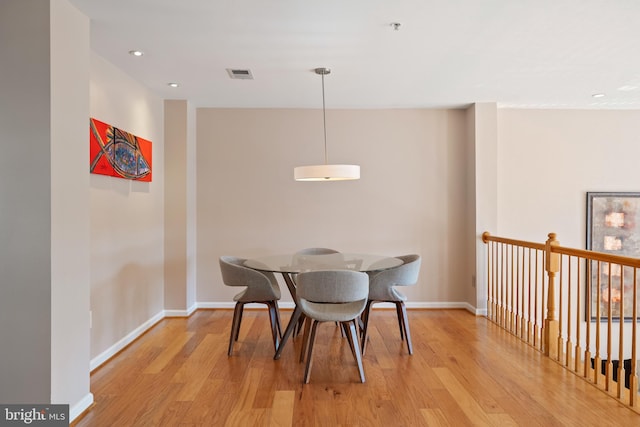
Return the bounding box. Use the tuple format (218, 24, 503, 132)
(226, 68, 253, 80)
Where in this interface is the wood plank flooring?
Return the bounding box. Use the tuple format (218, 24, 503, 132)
(72, 309, 640, 426)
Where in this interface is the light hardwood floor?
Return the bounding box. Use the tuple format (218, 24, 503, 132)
(73, 309, 640, 426)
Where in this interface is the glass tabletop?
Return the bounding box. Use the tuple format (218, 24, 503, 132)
(244, 252, 402, 273)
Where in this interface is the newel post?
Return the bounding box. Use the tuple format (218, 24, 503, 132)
(544, 232, 560, 358)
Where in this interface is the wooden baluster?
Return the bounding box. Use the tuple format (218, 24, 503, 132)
(528, 248, 533, 345)
(575, 256, 582, 374)
(564, 255, 572, 368)
(510, 244, 515, 333)
(557, 254, 564, 363)
(495, 241, 500, 325)
(617, 263, 625, 399)
(594, 261, 602, 385)
(519, 246, 525, 339)
(501, 244, 506, 328)
(533, 249, 540, 348)
(605, 262, 613, 392)
(584, 260, 592, 380)
(544, 232, 559, 359)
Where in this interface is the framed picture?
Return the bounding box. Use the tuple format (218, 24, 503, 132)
(586, 192, 640, 321)
(90, 118, 152, 182)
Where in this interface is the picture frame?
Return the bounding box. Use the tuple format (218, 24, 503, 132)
(586, 192, 640, 321)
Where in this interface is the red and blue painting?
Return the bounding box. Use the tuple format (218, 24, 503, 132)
(89, 118, 152, 182)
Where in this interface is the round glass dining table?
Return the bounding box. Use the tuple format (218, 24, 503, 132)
(243, 253, 402, 359)
(244, 252, 402, 274)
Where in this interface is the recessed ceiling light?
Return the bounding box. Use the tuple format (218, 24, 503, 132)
(618, 85, 638, 91)
(128, 50, 144, 57)
(167, 82, 179, 88)
(592, 93, 605, 98)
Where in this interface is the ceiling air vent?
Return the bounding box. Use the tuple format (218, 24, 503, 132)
(226, 68, 253, 80)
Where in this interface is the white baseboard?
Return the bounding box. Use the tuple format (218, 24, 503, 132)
(164, 303, 198, 317)
(197, 301, 297, 309)
(70, 392, 94, 422)
(90, 310, 164, 371)
(197, 301, 477, 312)
(474, 307, 488, 316)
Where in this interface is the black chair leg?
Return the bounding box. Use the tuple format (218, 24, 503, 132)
(235, 304, 245, 342)
(360, 300, 374, 356)
(338, 321, 345, 337)
(294, 313, 306, 337)
(343, 322, 357, 360)
(348, 320, 365, 383)
(398, 301, 413, 355)
(267, 301, 281, 352)
(274, 306, 302, 360)
(395, 302, 404, 341)
(303, 320, 320, 383)
(228, 302, 244, 356)
(274, 300, 283, 338)
(299, 317, 312, 363)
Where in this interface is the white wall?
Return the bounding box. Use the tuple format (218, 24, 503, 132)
(89, 53, 165, 360)
(497, 109, 640, 247)
(0, 0, 53, 404)
(473, 104, 499, 312)
(50, 0, 92, 413)
(196, 108, 471, 307)
(164, 100, 197, 314)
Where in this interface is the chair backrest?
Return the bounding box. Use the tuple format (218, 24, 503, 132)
(295, 247, 339, 255)
(369, 254, 421, 292)
(219, 256, 280, 301)
(292, 249, 344, 271)
(296, 270, 368, 304)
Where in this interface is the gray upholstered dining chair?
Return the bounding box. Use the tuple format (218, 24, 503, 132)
(291, 247, 341, 336)
(296, 270, 369, 383)
(219, 256, 282, 356)
(360, 254, 421, 356)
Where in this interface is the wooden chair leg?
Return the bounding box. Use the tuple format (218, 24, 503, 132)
(228, 302, 244, 356)
(274, 306, 302, 360)
(303, 320, 320, 384)
(398, 301, 413, 355)
(299, 317, 312, 363)
(267, 301, 281, 352)
(294, 313, 306, 338)
(348, 320, 365, 383)
(274, 300, 283, 338)
(360, 300, 373, 356)
(342, 322, 357, 360)
(235, 303, 245, 342)
(395, 302, 405, 341)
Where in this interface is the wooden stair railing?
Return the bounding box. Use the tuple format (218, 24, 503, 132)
(482, 231, 639, 411)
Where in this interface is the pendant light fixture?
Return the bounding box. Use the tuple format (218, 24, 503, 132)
(294, 68, 360, 181)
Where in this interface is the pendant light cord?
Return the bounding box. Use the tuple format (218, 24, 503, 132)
(321, 72, 328, 165)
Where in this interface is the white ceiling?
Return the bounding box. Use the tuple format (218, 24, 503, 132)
(69, 0, 640, 109)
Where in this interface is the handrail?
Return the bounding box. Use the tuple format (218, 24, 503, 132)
(482, 232, 545, 250)
(553, 245, 640, 268)
(484, 231, 640, 267)
(482, 231, 639, 412)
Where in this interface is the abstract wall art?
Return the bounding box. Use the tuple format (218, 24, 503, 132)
(586, 191, 640, 321)
(89, 118, 152, 181)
